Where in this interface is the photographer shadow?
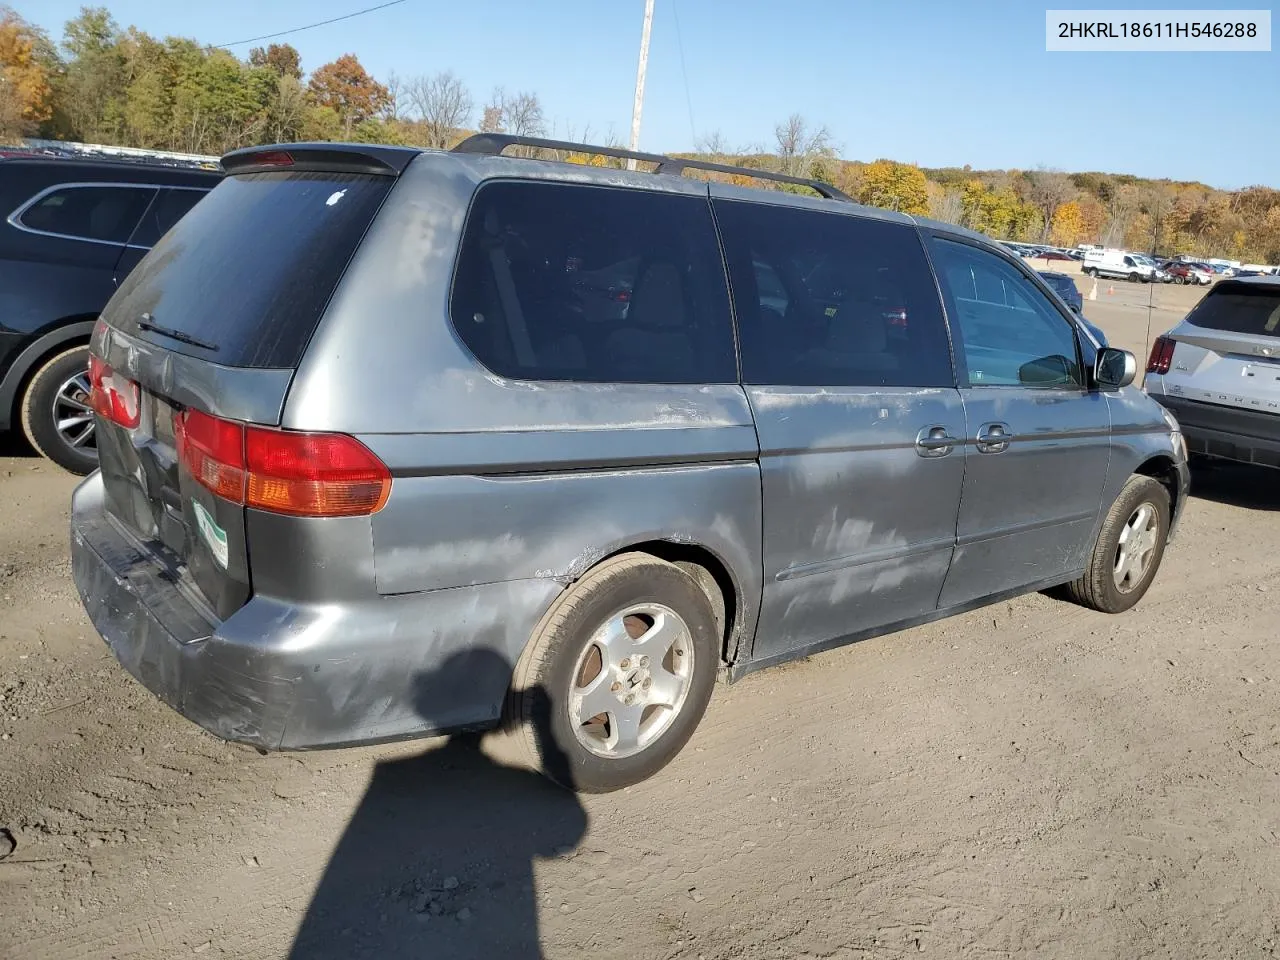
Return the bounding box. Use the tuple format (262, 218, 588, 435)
(288, 650, 587, 960)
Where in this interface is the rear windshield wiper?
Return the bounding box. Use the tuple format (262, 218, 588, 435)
(137, 314, 219, 352)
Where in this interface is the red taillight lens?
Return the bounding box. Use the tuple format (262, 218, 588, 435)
(87, 354, 140, 428)
(177, 409, 246, 501)
(1146, 335, 1176, 375)
(175, 410, 390, 517)
(245, 429, 391, 517)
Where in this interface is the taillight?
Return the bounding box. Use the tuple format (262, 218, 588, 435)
(175, 410, 391, 517)
(1146, 336, 1176, 375)
(87, 354, 140, 428)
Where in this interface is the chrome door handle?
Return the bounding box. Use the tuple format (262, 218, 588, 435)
(916, 425, 958, 457)
(976, 422, 1013, 453)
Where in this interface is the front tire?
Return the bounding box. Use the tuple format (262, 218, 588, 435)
(1128, 272, 1141, 283)
(508, 553, 720, 793)
(1065, 475, 1171, 614)
(19, 345, 98, 475)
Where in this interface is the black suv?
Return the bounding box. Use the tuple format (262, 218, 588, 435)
(0, 155, 220, 472)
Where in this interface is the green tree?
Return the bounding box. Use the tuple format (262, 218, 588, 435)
(58, 6, 125, 141)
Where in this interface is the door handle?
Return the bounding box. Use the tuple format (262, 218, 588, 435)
(976, 422, 1013, 454)
(916, 425, 958, 457)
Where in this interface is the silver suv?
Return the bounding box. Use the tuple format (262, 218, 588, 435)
(1145, 276, 1280, 469)
(69, 137, 1189, 793)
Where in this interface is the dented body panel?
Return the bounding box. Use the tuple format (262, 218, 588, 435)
(748, 386, 965, 661)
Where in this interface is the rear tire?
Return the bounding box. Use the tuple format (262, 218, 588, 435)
(507, 553, 720, 793)
(1084, 266, 1097, 277)
(1175, 275, 1186, 284)
(19, 345, 98, 475)
(1065, 475, 1171, 614)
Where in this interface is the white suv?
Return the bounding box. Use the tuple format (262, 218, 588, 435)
(1145, 276, 1280, 469)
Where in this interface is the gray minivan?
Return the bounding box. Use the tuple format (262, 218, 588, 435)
(70, 137, 1190, 792)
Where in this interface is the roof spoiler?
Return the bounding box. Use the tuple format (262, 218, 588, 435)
(220, 143, 421, 177)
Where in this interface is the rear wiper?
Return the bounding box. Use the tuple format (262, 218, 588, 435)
(137, 314, 219, 352)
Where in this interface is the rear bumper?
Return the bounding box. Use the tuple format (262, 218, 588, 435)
(1152, 394, 1280, 470)
(70, 472, 560, 750)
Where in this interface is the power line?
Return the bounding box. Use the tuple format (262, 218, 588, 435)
(214, 0, 408, 49)
(670, 0, 697, 144)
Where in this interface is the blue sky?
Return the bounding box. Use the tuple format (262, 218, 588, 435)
(25, 0, 1278, 188)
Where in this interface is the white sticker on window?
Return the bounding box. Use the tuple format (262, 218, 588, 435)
(326, 189, 347, 207)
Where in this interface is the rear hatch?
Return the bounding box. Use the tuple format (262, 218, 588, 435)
(90, 146, 409, 621)
(1158, 280, 1280, 414)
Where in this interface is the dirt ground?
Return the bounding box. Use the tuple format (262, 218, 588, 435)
(3, 278, 1279, 959)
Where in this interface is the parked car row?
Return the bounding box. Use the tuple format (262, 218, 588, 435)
(0, 154, 221, 472)
(60, 135, 1191, 793)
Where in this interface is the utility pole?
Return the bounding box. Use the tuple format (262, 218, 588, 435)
(627, 0, 656, 171)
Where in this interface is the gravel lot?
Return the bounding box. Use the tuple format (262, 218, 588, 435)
(2, 278, 1278, 959)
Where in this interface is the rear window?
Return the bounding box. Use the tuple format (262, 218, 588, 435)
(450, 180, 736, 384)
(1186, 284, 1280, 337)
(107, 172, 392, 368)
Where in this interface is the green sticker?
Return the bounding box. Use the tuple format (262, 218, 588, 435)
(191, 499, 229, 569)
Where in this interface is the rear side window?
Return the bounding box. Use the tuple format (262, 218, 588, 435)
(17, 185, 155, 244)
(713, 199, 954, 388)
(107, 172, 391, 368)
(126, 187, 208, 248)
(1186, 285, 1280, 336)
(450, 181, 736, 384)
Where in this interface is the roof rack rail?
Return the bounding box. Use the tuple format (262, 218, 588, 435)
(451, 133, 851, 202)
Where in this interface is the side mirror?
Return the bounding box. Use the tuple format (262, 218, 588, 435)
(1095, 347, 1137, 390)
(1068, 301, 1082, 313)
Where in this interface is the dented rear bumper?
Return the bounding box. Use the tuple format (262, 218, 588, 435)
(70, 472, 559, 750)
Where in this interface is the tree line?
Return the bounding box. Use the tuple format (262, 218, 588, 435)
(2, 5, 1278, 263)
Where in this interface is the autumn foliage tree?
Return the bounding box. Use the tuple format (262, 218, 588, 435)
(12, 7, 1280, 264)
(249, 43, 302, 80)
(307, 53, 389, 137)
(1049, 200, 1086, 246)
(0, 8, 53, 140)
(857, 160, 929, 215)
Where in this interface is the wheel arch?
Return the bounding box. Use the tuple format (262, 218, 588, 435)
(0, 317, 97, 431)
(1133, 454, 1181, 519)
(601, 540, 741, 666)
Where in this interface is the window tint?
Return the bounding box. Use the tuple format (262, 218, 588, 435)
(714, 199, 953, 388)
(451, 181, 735, 384)
(930, 238, 1082, 388)
(1186, 284, 1280, 337)
(127, 188, 208, 248)
(18, 185, 154, 244)
(108, 172, 392, 368)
